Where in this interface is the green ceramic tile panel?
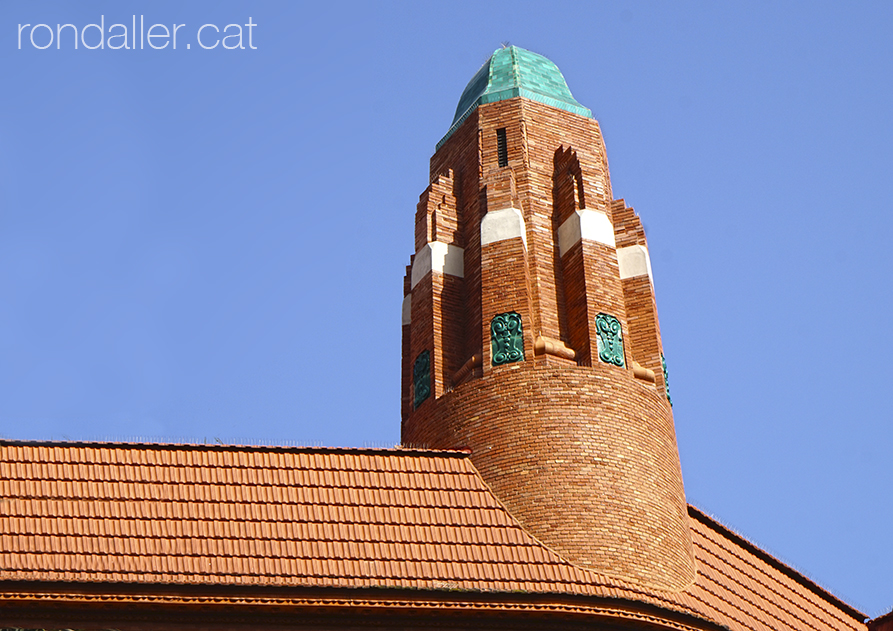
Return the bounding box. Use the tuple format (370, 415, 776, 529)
(595, 313, 625, 368)
(491, 312, 525, 366)
(438, 46, 592, 149)
(413, 350, 431, 409)
(662, 353, 673, 407)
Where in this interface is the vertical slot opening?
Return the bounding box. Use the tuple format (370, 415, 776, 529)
(496, 128, 508, 167)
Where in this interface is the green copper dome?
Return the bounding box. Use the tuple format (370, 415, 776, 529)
(437, 46, 592, 149)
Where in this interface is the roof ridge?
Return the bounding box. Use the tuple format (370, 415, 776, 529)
(687, 504, 866, 622)
(509, 45, 521, 87)
(0, 439, 472, 459)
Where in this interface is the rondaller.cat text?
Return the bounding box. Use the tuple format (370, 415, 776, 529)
(18, 16, 257, 50)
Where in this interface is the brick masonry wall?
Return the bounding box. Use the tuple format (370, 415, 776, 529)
(612, 199, 668, 395)
(401, 265, 412, 421)
(431, 110, 484, 366)
(402, 96, 693, 590)
(480, 236, 534, 370)
(402, 361, 695, 591)
(558, 241, 592, 364)
(622, 274, 666, 393)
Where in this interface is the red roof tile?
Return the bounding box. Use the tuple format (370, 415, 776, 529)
(0, 441, 866, 631)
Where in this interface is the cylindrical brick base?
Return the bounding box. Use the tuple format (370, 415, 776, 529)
(403, 359, 695, 591)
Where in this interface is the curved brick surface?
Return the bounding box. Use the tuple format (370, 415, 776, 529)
(404, 359, 696, 591)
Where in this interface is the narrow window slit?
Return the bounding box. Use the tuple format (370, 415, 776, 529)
(496, 128, 508, 167)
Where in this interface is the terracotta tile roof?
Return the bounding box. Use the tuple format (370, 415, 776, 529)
(686, 507, 865, 631)
(0, 441, 866, 631)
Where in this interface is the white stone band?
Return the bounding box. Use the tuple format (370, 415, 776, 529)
(401, 294, 411, 325)
(617, 244, 653, 281)
(557, 209, 616, 256)
(410, 241, 465, 289)
(481, 207, 527, 249)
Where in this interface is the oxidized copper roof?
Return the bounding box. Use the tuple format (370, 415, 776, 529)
(0, 441, 867, 631)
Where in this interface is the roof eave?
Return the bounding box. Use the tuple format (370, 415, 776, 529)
(0, 579, 728, 631)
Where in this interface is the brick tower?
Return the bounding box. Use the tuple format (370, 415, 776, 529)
(401, 46, 695, 591)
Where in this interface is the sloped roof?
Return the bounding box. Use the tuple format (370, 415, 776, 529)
(0, 441, 866, 631)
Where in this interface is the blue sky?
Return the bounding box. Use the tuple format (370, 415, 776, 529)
(2, 0, 891, 617)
